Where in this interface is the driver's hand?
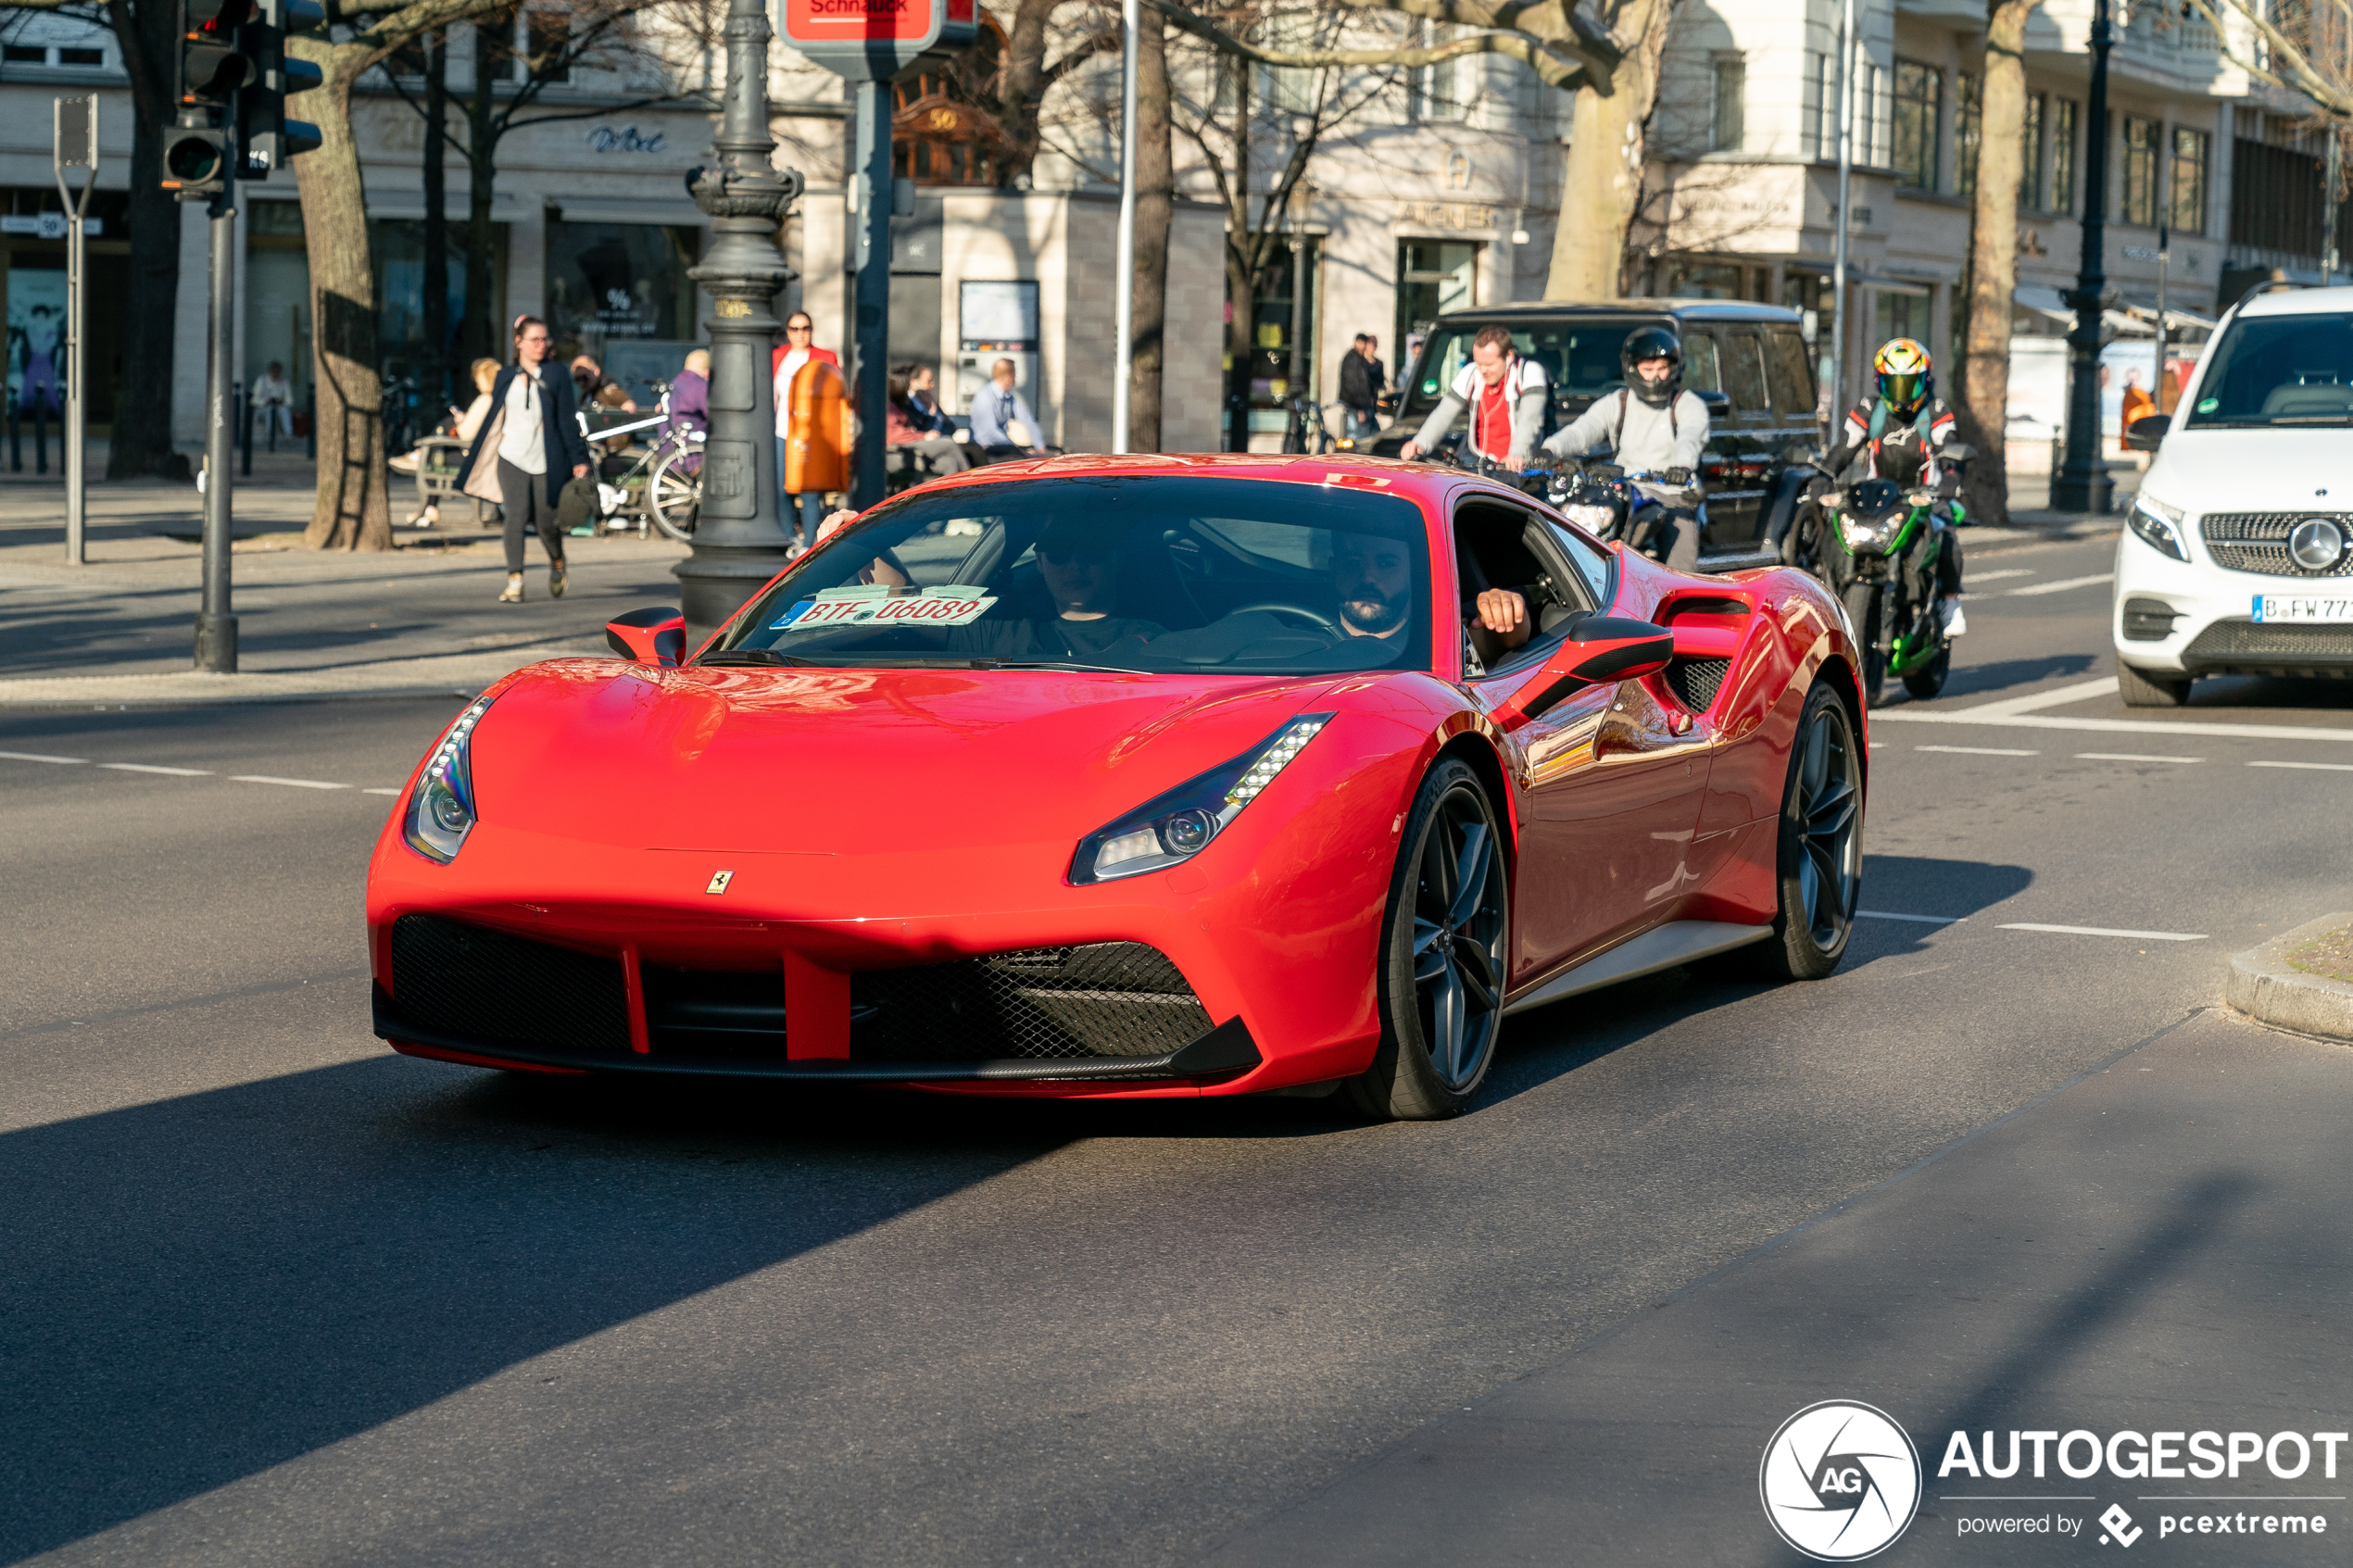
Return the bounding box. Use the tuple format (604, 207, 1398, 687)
(1474, 588, 1531, 649)
(1400, 439, 1423, 460)
(817, 508, 858, 542)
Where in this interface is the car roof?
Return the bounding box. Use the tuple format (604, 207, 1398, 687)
(1425, 299, 1806, 327)
(2234, 282, 2353, 319)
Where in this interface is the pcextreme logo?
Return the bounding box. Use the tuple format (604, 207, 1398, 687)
(1760, 1401, 1924, 1562)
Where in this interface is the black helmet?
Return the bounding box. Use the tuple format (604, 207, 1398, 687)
(1621, 325, 1682, 408)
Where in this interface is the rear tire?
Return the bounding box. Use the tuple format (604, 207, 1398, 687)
(1754, 681, 1861, 981)
(1843, 581, 1887, 708)
(2116, 656, 2191, 707)
(1345, 759, 1510, 1122)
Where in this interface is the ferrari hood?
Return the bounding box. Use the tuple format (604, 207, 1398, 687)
(469, 659, 1348, 854)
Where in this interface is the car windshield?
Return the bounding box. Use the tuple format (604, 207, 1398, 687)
(1403, 319, 1656, 417)
(2184, 312, 2353, 427)
(709, 475, 1435, 675)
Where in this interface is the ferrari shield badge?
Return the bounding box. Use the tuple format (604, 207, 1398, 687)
(706, 870, 735, 895)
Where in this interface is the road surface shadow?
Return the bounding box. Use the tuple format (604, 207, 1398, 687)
(1931, 653, 2100, 703)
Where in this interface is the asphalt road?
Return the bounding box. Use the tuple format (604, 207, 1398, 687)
(5, 526, 2349, 1566)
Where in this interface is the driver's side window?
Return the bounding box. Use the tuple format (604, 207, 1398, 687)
(1453, 501, 1597, 678)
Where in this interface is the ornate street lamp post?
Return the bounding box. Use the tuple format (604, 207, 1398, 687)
(2051, 0, 2115, 514)
(676, 0, 805, 644)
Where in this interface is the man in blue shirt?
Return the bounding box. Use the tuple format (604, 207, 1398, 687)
(967, 358, 1047, 458)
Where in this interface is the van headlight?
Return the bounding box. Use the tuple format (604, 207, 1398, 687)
(2128, 494, 2190, 561)
(404, 695, 496, 863)
(1071, 715, 1332, 884)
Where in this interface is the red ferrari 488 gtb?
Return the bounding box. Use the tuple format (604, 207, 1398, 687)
(367, 457, 1867, 1119)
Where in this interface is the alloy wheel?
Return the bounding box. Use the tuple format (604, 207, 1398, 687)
(1411, 787, 1507, 1093)
(1793, 703, 1861, 948)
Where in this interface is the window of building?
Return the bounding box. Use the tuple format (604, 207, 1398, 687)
(524, 8, 570, 82)
(1411, 19, 1467, 121)
(1803, 51, 1829, 160)
(891, 19, 1013, 189)
(58, 45, 101, 65)
(1395, 239, 1478, 383)
(2169, 126, 2209, 233)
(1956, 71, 1982, 196)
(2120, 115, 2158, 225)
(1892, 59, 1940, 190)
(3, 44, 46, 62)
(1874, 290, 1929, 347)
(2051, 97, 2078, 213)
(1261, 8, 1319, 115)
(1712, 56, 1746, 153)
(2022, 93, 2045, 208)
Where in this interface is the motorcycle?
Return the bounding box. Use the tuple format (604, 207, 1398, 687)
(1803, 466, 1969, 707)
(1543, 460, 1693, 564)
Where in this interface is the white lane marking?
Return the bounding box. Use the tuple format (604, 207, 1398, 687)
(2008, 572, 2116, 596)
(1917, 745, 2040, 756)
(2248, 759, 2353, 771)
(230, 774, 352, 790)
(2075, 752, 2204, 763)
(99, 762, 214, 776)
(1877, 710, 2353, 744)
(1955, 677, 2120, 718)
(1998, 922, 2207, 941)
(1858, 909, 1964, 924)
(1969, 569, 2036, 583)
(0, 750, 90, 764)
(362, 787, 403, 796)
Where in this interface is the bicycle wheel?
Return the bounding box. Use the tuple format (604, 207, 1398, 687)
(648, 447, 700, 542)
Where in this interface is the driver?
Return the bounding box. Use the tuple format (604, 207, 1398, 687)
(1328, 531, 1529, 665)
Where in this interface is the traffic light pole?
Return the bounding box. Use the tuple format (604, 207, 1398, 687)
(195, 190, 238, 672)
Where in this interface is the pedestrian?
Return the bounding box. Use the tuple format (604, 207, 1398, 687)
(2120, 367, 2154, 457)
(252, 360, 295, 449)
(455, 315, 591, 603)
(904, 361, 952, 433)
(968, 358, 1047, 459)
(887, 363, 969, 483)
(392, 357, 501, 527)
(570, 353, 637, 413)
(1337, 333, 1387, 444)
(668, 347, 711, 445)
(772, 309, 839, 549)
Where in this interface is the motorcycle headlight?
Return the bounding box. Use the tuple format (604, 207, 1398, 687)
(1841, 515, 1894, 549)
(404, 694, 496, 863)
(1071, 714, 1333, 884)
(2128, 494, 2190, 562)
(1563, 502, 1617, 531)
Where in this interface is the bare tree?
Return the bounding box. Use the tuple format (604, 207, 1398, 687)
(2188, 0, 2353, 118)
(1950, 0, 2033, 528)
(1129, 4, 1172, 450)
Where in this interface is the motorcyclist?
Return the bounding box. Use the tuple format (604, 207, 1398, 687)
(1818, 337, 1968, 634)
(1400, 325, 1550, 471)
(1539, 325, 1711, 570)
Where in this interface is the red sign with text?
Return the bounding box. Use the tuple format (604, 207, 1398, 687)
(782, 0, 938, 44)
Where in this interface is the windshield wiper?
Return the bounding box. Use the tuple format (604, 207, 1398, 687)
(696, 648, 818, 667)
(967, 659, 1139, 673)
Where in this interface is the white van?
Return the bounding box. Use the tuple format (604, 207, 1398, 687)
(2114, 282, 2353, 705)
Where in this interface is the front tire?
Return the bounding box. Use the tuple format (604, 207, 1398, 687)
(2116, 655, 2192, 707)
(1755, 681, 1862, 981)
(1346, 758, 1510, 1122)
(1843, 581, 1887, 708)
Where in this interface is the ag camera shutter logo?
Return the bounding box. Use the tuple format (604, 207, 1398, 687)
(1760, 1400, 1923, 1561)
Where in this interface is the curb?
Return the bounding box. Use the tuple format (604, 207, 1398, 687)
(2225, 912, 2353, 1042)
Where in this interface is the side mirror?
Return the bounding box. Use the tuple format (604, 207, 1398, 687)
(1940, 440, 1976, 463)
(1509, 616, 1676, 721)
(1695, 390, 1733, 420)
(606, 606, 686, 666)
(2125, 414, 2170, 452)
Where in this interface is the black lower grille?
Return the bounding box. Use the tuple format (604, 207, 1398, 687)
(2200, 512, 2353, 577)
(642, 964, 786, 1057)
(388, 914, 632, 1054)
(2182, 619, 2353, 674)
(2121, 596, 2180, 642)
(852, 942, 1213, 1061)
(1665, 656, 1730, 712)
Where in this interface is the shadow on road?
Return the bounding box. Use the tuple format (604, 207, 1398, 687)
(1933, 653, 2100, 703)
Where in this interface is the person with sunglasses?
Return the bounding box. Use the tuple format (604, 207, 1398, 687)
(772, 310, 839, 549)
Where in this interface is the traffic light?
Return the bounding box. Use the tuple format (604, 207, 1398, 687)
(237, 0, 325, 177)
(165, 0, 253, 200)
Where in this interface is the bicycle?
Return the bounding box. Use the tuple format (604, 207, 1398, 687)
(574, 379, 703, 541)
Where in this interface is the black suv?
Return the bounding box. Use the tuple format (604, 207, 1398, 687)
(1372, 300, 1821, 569)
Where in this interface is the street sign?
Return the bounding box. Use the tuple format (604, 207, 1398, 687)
(57, 94, 94, 168)
(779, 0, 975, 81)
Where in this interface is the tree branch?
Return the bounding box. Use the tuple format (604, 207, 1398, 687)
(1146, 0, 1585, 88)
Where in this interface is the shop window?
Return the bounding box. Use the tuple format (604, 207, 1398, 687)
(1666, 261, 1743, 298)
(2120, 116, 2158, 226)
(545, 219, 698, 364)
(1395, 239, 1478, 374)
(1892, 59, 1940, 191)
(1242, 234, 1321, 413)
(2169, 126, 2209, 233)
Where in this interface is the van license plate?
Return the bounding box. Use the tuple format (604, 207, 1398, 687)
(2252, 595, 2353, 623)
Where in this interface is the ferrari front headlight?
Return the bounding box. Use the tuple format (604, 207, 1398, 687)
(1071, 714, 1333, 884)
(404, 694, 496, 863)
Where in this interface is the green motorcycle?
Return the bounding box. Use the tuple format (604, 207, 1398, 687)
(1807, 474, 1964, 707)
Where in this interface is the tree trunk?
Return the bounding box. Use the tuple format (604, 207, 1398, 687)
(1953, 0, 2032, 528)
(998, 0, 1057, 181)
(1128, 6, 1172, 452)
(296, 47, 395, 551)
(463, 23, 499, 366)
(422, 30, 451, 408)
(1545, 0, 1669, 300)
(106, 0, 190, 480)
(1223, 62, 1254, 451)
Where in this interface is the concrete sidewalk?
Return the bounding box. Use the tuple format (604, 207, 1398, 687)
(0, 467, 688, 707)
(1207, 1007, 2351, 1566)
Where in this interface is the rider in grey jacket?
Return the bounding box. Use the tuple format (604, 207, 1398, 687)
(1541, 326, 1710, 570)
